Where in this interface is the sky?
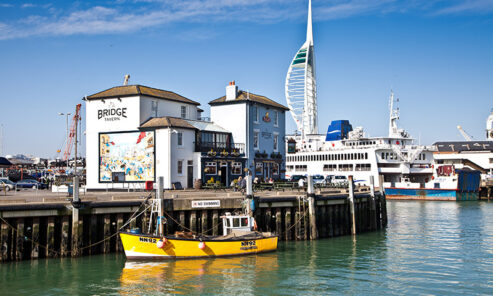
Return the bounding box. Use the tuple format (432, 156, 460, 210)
(0, 0, 492, 159)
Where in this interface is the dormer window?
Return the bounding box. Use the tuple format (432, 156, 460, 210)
(181, 106, 187, 119)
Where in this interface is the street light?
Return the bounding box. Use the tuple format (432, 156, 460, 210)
(59, 112, 71, 173)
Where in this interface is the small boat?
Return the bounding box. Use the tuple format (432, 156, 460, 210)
(120, 198, 278, 260)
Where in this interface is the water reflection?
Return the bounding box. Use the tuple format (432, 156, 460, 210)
(119, 254, 279, 295)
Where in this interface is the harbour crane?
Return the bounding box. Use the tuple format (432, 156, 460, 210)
(457, 125, 473, 141)
(63, 104, 82, 161)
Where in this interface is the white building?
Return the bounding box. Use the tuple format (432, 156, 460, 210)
(85, 84, 205, 190)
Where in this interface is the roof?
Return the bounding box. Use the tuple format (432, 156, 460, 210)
(0, 157, 12, 168)
(139, 117, 230, 133)
(434, 141, 493, 152)
(140, 117, 196, 130)
(86, 85, 200, 106)
(209, 90, 289, 110)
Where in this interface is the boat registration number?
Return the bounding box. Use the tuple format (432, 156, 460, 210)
(240, 241, 257, 250)
(139, 237, 157, 243)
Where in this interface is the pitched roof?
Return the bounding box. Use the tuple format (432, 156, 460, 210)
(140, 117, 197, 130)
(209, 90, 289, 110)
(434, 141, 493, 152)
(86, 85, 200, 106)
(0, 157, 12, 168)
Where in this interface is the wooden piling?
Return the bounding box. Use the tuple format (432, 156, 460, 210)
(285, 208, 292, 241)
(89, 215, 98, 255)
(31, 217, 39, 259)
(1, 221, 9, 261)
(60, 216, 70, 257)
(294, 209, 301, 240)
(190, 211, 197, 233)
(348, 176, 356, 236)
(116, 214, 124, 252)
(201, 211, 208, 235)
(275, 208, 282, 237)
(212, 210, 219, 236)
(319, 205, 327, 238)
(103, 215, 111, 254)
(265, 209, 272, 233)
(46, 217, 55, 258)
(15, 218, 24, 261)
(179, 211, 186, 231)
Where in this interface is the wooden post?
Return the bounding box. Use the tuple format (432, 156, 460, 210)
(369, 176, 377, 231)
(201, 211, 208, 235)
(0, 221, 9, 262)
(327, 205, 334, 237)
(16, 218, 24, 261)
(348, 176, 356, 235)
(89, 215, 98, 255)
(307, 175, 318, 240)
(294, 207, 301, 240)
(31, 217, 39, 259)
(190, 211, 197, 233)
(275, 208, 282, 237)
(116, 214, 124, 252)
(319, 205, 327, 238)
(60, 216, 69, 257)
(285, 208, 292, 241)
(265, 209, 272, 233)
(103, 215, 111, 254)
(179, 211, 186, 232)
(212, 210, 219, 236)
(46, 217, 55, 258)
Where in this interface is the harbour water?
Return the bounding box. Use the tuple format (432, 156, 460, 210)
(1, 201, 492, 295)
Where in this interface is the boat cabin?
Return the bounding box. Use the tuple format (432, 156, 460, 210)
(221, 213, 255, 236)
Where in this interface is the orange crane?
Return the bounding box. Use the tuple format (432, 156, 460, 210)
(63, 104, 82, 161)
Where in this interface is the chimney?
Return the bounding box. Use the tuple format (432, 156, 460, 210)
(123, 74, 130, 86)
(226, 81, 238, 101)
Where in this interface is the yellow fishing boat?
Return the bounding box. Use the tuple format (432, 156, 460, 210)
(120, 212, 278, 260)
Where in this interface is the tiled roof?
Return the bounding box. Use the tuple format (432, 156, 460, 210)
(86, 85, 200, 106)
(140, 117, 196, 130)
(209, 90, 289, 110)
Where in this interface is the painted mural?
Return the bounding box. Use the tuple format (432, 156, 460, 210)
(99, 131, 155, 182)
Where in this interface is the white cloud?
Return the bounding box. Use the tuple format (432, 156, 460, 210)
(0, 0, 492, 40)
(21, 3, 35, 8)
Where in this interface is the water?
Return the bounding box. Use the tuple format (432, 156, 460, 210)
(1, 201, 493, 295)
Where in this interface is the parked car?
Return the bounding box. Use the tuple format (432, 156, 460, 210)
(289, 175, 306, 182)
(15, 179, 47, 190)
(312, 174, 325, 184)
(331, 175, 348, 184)
(0, 179, 15, 191)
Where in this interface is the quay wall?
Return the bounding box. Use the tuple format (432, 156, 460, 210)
(0, 189, 387, 262)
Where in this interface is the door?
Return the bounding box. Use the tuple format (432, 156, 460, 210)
(187, 160, 193, 188)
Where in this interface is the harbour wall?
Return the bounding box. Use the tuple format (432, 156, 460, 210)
(0, 188, 387, 262)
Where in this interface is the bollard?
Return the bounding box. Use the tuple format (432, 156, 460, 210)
(348, 175, 356, 235)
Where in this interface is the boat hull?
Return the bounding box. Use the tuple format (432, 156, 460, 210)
(120, 232, 278, 260)
(385, 188, 478, 201)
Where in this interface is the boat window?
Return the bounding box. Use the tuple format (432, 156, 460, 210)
(241, 218, 249, 227)
(233, 218, 240, 227)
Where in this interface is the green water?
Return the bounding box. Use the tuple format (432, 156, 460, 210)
(1, 201, 493, 295)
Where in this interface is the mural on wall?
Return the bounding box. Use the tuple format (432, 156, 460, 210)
(99, 131, 155, 182)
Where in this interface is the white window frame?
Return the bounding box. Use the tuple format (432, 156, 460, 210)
(253, 106, 259, 123)
(231, 162, 242, 175)
(253, 129, 260, 150)
(177, 160, 184, 175)
(273, 132, 279, 152)
(177, 132, 183, 147)
(274, 110, 279, 127)
(181, 106, 187, 119)
(205, 162, 217, 175)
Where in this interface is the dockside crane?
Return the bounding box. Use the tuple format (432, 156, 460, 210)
(63, 104, 82, 162)
(457, 125, 473, 141)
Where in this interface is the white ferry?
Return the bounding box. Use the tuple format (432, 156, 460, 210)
(285, 92, 435, 188)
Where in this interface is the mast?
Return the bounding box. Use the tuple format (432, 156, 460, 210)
(285, 0, 318, 137)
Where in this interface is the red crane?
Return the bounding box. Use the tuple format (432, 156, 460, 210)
(63, 104, 82, 161)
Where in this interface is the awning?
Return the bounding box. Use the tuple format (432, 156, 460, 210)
(0, 157, 12, 168)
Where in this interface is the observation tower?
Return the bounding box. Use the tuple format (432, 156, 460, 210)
(285, 0, 317, 136)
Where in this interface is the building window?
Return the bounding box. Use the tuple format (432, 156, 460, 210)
(181, 106, 187, 119)
(255, 162, 263, 175)
(254, 130, 259, 150)
(253, 106, 259, 123)
(232, 162, 242, 175)
(177, 132, 183, 146)
(295, 165, 307, 172)
(205, 162, 217, 175)
(177, 160, 183, 175)
(272, 163, 279, 175)
(323, 164, 337, 171)
(273, 133, 279, 152)
(274, 110, 279, 126)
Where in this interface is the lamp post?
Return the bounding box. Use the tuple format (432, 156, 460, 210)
(59, 112, 71, 173)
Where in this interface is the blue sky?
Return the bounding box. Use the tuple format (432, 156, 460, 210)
(0, 0, 492, 158)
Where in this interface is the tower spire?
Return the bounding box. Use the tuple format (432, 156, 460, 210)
(306, 0, 313, 45)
